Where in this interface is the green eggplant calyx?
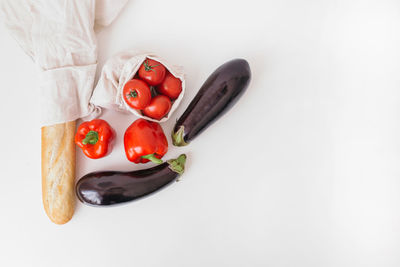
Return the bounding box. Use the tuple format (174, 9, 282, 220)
(171, 126, 188, 147)
(141, 153, 163, 164)
(167, 154, 187, 176)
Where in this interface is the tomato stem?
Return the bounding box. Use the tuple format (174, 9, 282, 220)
(141, 153, 163, 164)
(127, 90, 138, 98)
(82, 131, 99, 145)
(143, 59, 159, 73)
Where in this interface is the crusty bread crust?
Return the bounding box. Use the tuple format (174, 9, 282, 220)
(41, 121, 76, 224)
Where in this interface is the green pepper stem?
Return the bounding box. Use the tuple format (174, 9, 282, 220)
(171, 126, 189, 147)
(141, 153, 163, 164)
(82, 130, 99, 145)
(167, 154, 187, 176)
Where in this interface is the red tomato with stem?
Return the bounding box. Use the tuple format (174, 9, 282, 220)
(138, 58, 166, 86)
(158, 72, 182, 99)
(123, 79, 151, 109)
(143, 95, 172, 120)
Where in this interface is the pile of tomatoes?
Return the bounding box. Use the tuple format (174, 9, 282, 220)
(123, 58, 183, 120)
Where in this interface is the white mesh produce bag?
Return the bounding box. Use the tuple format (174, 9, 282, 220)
(90, 50, 185, 122)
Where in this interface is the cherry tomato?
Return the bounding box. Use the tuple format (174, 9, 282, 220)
(138, 58, 166, 86)
(143, 95, 172, 120)
(123, 79, 151, 109)
(158, 72, 182, 99)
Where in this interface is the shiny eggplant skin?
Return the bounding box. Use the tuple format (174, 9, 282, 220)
(172, 59, 251, 146)
(76, 154, 186, 206)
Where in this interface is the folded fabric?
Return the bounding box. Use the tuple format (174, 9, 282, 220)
(0, 0, 128, 126)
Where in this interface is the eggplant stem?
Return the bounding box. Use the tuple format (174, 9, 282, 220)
(167, 154, 187, 176)
(171, 126, 188, 147)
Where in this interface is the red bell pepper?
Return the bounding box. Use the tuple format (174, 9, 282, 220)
(75, 119, 115, 159)
(124, 119, 168, 164)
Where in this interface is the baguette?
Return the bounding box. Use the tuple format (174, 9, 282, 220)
(41, 121, 76, 224)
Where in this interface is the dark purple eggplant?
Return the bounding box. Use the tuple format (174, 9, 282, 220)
(76, 154, 186, 206)
(172, 58, 251, 146)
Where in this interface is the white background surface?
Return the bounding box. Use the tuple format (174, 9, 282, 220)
(1, 0, 400, 266)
